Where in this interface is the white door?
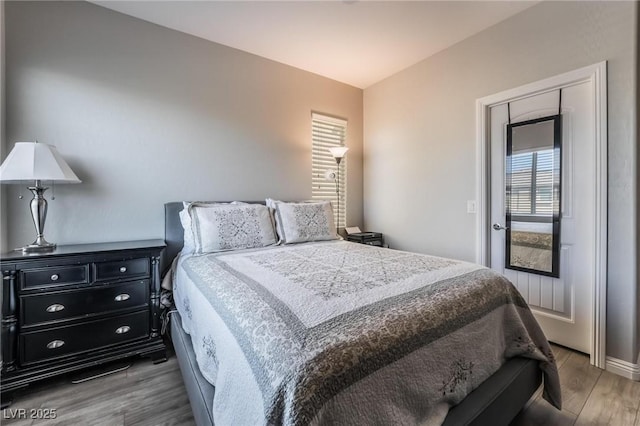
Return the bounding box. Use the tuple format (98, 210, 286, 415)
(489, 83, 595, 354)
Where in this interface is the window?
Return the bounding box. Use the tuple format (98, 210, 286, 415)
(510, 149, 554, 216)
(311, 113, 347, 228)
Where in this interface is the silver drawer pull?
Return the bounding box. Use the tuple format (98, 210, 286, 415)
(46, 304, 65, 313)
(50, 274, 59, 281)
(119, 266, 127, 273)
(114, 293, 130, 302)
(46, 340, 65, 349)
(115, 326, 130, 334)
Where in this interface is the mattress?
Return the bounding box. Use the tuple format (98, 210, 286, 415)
(172, 240, 561, 425)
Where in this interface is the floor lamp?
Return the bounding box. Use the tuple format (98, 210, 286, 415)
(0, 141, 81, 252)
(328, 146, 349, 234)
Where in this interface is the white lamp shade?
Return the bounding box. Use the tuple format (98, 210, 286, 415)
(328, 146, 349, 159)
(0, 142, 81, 184)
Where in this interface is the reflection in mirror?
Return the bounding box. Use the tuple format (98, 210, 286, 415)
(506, 115, 561, 277)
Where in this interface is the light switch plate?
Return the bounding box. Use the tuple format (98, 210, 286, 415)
(467, 200, 477, 214)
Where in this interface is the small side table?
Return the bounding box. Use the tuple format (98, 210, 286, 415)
(346, 232, 384, 247)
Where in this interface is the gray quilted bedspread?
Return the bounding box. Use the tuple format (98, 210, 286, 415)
(180, 240, 561, 425)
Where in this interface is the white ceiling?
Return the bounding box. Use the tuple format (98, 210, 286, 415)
(93, 1, 537, 89)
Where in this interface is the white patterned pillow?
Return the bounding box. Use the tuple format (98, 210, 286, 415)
(187, 203, 277, 253)
(180, 202, 245, 254)
(179, 207, 196, 254)
(272, 201, 338, 244)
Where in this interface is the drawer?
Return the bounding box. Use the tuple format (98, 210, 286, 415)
(20, 311, 149, 364)
(94, 258, 149, 282)
(22, 265, 88, 290)
(22, 280, 149, 326)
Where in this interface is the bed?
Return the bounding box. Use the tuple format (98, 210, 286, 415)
(162, 201, 561, 425)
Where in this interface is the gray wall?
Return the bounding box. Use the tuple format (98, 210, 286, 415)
(364, 1, 638, 363)
(4, 1, 363, 248)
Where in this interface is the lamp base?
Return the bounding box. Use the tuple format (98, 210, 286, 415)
(21, 241, 56, 253)
(20, 184, 57, 253)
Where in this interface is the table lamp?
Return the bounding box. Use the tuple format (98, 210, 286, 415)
(0, 141, 81, 252)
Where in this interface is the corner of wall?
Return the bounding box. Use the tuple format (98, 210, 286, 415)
(635, 0, 640, 362)
(0, 0, 7, 253)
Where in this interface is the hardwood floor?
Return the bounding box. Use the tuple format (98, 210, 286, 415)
(1, 351, 196, 426)
(2, 343, 639, 425)
(511, 344, 640, 426)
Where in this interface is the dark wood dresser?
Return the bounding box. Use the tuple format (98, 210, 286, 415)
(0, 240, 167, 402)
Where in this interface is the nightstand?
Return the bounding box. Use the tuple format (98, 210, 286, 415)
(347, 232, 384, 247)
(0, 240, 167, 402)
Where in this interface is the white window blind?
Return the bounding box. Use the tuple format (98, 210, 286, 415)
(510, 149, 554, 216)
(311, 113, 347, 228)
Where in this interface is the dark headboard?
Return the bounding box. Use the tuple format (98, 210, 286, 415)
(162, 201, 267, 274)
(163, 202, 185, 274)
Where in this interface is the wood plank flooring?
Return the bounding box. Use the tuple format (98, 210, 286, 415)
(1, 352, 195, 426)
(2, 344, 639, 425)
(511, 344, 640, 426)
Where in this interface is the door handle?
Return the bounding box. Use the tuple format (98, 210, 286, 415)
(492, 223, 509, 231)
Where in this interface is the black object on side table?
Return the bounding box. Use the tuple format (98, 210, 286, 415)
(0, 239, 167, 406)
(347, 232, 384, 247)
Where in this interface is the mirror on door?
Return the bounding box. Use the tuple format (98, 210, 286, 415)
(506, 114, 562, 277)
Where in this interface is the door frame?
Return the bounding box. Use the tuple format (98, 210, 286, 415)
(475, 62, 607, 368)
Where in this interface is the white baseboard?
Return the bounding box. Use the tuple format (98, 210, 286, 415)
(605, 356, 640, 381)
